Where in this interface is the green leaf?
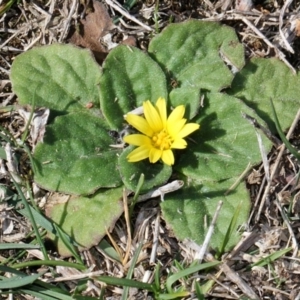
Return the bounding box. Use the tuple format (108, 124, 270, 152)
(10, 44, 102, 116)
(169, 87, 201, 119)
(176, 92, 271, 181)
(0, 243, 40, 250)
(33, 112, 122, 195)
(0, 272, 43, 289)
(149, 20, 244, 93)
(270, 98, 300, 160)
(99, 45, 168, 129)
(166, 261, 220, 293)
(161, 178, 250, 253)
(230, 58, 300, 132)
(118, 146, 172, 192)
(250, 247, 292, 268)
(46, 187, 123, 257)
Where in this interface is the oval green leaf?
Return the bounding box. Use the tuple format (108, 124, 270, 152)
(46, 187, 123, 257)
(161, 177, 250, 253)
(175, 92, 271, 181)
(149, 20, 245, 93)
(10, 44, 101, 116)
(230, 57, 300, 132)
(99, 45, 168, 129)
(33, 112, 122, 195)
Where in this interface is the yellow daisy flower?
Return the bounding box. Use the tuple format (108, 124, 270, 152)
(123, 97, 200, 166)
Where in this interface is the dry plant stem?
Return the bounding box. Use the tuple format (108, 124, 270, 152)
(208, 274, 240, 299)
(248, 175, 266, 224)
(241, 17, 296, 74)
(122, 188, 132, 266)
(137, 180, 184, 202)
(59, 0, 78, 42)
(274, 197, 298, 257)
(262, 285, 290, 297)
(196, 201, 223, 263)
(242, 113, 281, 146)
(256, 108, 300, 222)
(104, 0, 153, 31)
(255, 130, 270, 182)
(221, 263, 260, 299)
(48, 270, 104, 282)
(225, 162, 252, 195)
(24, 33, 42, 51)
(44, 0, 56, 29)
(150, 212, 160, 264)
(279, 0, 294, 53)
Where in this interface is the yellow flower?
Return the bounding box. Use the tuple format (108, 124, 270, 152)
(123, 97, 200, 166)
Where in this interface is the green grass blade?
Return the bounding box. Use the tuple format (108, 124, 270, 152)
(11, 176, 49, 260)
(53, 222, 83, 264)
(270, 98, 300, 160)
(166, 261, 220, 293)
(11, 259, 86, 270)
(250, 247, 292, 269)
(217, 201, 242, 258)
(122, 242, 143, 300)
(0, 272, 44, 289)
(130, 173, 145, 216)
(0, 243, 40, 250)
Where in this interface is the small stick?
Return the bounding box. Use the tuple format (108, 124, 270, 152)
(196, 201, 223, 263)
(275, 196, 298, 257)
(104, 0, 153, 32)
(137, 180, 184, 202)
(242, 113, 281, 146)
(225, 162, 252, 195)
(150, 212, 160, 264)
(255, 130, 270, 183)
(279, 0, 294, 53)
(242, 17, 296, 74)
(256, 109, 300, 222)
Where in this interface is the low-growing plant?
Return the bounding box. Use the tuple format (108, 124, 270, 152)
(8, 20, 300, 258)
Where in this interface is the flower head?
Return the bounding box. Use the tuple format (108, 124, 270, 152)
(123, 97, 200, 166)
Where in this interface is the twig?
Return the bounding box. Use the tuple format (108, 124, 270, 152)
(279, 0, 294, 53)
(255, 130, 270, 183)
(150, 212, 160, 264)
(221, 263, 260, 299)
(275, 196, 298, 257)
(122, 188, 132, 266)
(104, 0, 153, 32)
(225, 162, 252, 195)
(255, 109, 300, 222)
(196, 201, 223, 263)
(242, 113, 281, 146)
(59, 0, 78, 42)
(137, 180, 184, 202)
(242, 17, 296, 74)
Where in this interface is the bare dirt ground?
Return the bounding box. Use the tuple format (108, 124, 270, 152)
(1, 0, 300, 299)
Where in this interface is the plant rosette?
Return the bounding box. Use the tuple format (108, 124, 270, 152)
(10, 20, 300, 256)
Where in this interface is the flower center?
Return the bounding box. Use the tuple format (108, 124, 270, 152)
(152, 129, 172, 150)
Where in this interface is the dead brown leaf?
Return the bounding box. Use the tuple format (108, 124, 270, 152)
(69, 0, 115, 63)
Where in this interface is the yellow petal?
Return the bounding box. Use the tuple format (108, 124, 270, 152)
(167, 105, 185, 126)
(127, 145, 151, 162)
(123, 134, 151, 146)
(178, 123, 200, 138)
(171, 138, 187, 149)
(143, 100, 163, 132)
(161, 149, 174, 165)
(155, 97, 167, 128)
(125, 114, 154, 136)
(167, 118, 186, 138)
(149, 147, 162, 163)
